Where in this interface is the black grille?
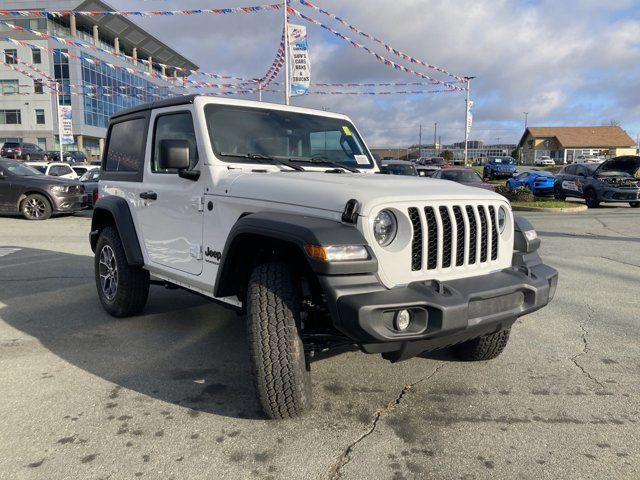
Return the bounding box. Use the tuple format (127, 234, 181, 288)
(439, 206, 452, 268)
(478, 206, 489, 263)
(488, 206, 498, 260)
(466, 206, 477, 264)
(424, 207, 438, 270)
(408, 207, 422, 271)
(453, 206, 465, 266)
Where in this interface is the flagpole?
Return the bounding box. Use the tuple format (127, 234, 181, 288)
(283, 0, 290, 105)
(55, 81, 64, 162)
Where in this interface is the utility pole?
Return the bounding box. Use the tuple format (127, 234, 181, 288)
(463, 76, 475, 166)
(418, 123, 422, 158)
(433, 122, 437, 155)
(283, 0, 290, 106)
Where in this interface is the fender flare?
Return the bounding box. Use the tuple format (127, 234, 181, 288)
(213, 211, 377, 298)
(90, 196, 144, 266)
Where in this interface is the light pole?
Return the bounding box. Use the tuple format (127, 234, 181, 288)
(283, 0, 290, 105)
(523, 111, 529, 130)
(418, 123, 422, 158)
(434, 122, 437, 155)
(463, 76, 475, 166)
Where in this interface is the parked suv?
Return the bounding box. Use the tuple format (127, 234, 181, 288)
(0, 159, 86, 219)
(90, 95, 558, 419)
(483, 156, 518, 180)
(1, 142, 48, 161)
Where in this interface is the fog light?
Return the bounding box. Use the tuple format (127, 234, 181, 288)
(394, 309, 412, 331)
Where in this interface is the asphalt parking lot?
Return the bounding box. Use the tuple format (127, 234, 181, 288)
(1, 206, 639, 480)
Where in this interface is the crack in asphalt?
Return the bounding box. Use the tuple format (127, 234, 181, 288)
(326, 363, 445, 480)
(594, 217, 629, 238)
(569, 315, 605, 390)
(597, 256, 640, 269)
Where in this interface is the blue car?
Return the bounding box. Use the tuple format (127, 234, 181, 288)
(507, 170, 555, 196)
(483, 156, 518, 179)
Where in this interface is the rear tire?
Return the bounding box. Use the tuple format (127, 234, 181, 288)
(452, 328, 511, 361)
(630, 202, 640, 208)
(554, 183, 566, 200)
(21, 194, 52, 220)
(246, 261, 311, 419)
(94, 226, 149, 317)
(584, 189, 600, 208)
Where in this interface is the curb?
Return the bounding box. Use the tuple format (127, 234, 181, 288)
(512, 204, 588, 213)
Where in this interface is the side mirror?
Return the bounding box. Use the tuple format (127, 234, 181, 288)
(159, 139, 190, 170)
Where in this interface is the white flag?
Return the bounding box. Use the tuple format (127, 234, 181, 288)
(288, 24, 311, 96)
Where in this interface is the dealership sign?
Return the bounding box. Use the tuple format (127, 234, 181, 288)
(288, 24, 310, 96)
(58, 106, 74, 145)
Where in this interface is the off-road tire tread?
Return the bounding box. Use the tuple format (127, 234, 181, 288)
(453, 328, 511, 361)
(247, 262, 311, 419)
(95, 226, 149, 317)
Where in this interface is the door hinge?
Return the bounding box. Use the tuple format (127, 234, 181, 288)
(190, 244, 203, 260)
(192, 196, 204, 212)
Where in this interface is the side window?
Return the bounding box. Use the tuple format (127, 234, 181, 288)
(60, 165, 72, 175)
(48, 166, 61, 176)
(153, 112, 198, 173)
(105, 117, 147, 173)
(564, 165, 576, 175)
(517, 172, 528, 180)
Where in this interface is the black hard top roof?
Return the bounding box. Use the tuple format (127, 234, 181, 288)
(111, 94, 198, 120)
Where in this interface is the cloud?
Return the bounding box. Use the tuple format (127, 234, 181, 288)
(114, 0, 640, 147)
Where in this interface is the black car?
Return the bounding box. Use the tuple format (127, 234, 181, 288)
(380, 160, 418, 176)
(80, 168, 100, 208)
(0, 159, 86, 220)
(1, 142, 48, 161)
(554, 156, 640, 208)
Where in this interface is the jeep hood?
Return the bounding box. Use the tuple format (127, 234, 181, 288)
(223, 172, 507, 216)
(596, 156, 640, 176)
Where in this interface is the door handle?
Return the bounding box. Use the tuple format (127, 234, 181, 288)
(140, 191, 157, 200)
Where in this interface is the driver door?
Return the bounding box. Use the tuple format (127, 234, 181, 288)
(133, 108, 204, 276)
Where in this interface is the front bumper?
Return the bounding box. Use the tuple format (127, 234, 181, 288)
(599, 187, 640, 202)
(491, 171, 516, 178)
(52, 193, 87, 212)
(319, 252, 557, 361)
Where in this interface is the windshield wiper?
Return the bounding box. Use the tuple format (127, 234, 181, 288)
(289, 155, 361, 173)
(218, 152, 305, 172)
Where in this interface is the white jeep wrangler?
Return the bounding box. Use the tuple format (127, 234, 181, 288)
(90, 94, 558, 419)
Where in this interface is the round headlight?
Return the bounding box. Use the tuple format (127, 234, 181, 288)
(498, 206, 507, 233)
(373, 209, 397, 247)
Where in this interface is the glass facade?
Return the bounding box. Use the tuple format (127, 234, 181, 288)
(53, 49, 71, 106)
(81, 53, 171, 129)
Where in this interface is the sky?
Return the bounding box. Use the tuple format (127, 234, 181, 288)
(110, 0, 640, 148)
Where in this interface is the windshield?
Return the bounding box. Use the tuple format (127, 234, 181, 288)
(533, 170, 554, 177)
(1, 161, 43, 176)
(204, 104, 374, 169)
(490, 157, 514, 165)
(440, 170, 482, 182)
(383, 163, 416, 176)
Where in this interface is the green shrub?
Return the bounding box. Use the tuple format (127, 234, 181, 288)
(495, 185, 535, 202)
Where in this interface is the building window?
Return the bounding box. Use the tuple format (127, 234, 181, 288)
(0, 79, 19, 94)
(0, 110, 21, 125)
(53, 49, 71, 106)
(37, 138, 47, 150)
(4, 49, 17, 64)
(32, 48, 42, 64)
(81, 52, 171, 129)
(36, 109, 45, 125)
(34, 79, 44, 94)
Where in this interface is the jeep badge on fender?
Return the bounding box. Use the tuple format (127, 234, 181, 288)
(89, 94, 558, 419)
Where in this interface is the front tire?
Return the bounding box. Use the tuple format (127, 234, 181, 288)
(246, 262, 311, 419)
(630, 201, 640, 208)
(94, 226, 149, 317)
(452, 328, 511, 361)
(21, 194, 52, 220)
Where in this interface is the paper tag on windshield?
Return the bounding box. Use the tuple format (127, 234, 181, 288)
(354, 155, 369, 165)
(342, 125, 352, 136)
